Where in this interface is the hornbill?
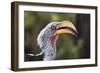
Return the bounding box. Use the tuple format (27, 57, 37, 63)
(27, 20, 77, 61)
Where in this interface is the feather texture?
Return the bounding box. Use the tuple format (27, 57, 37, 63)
(37, 22, 59, 60)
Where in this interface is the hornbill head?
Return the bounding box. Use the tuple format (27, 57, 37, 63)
(37, 20, 77, 61)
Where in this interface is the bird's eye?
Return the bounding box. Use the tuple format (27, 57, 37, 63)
(51, 24, 57, 30)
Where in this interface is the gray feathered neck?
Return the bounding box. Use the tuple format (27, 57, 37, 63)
(37, 22, 59, 61)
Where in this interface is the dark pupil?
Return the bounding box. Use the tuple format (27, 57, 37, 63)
(51, 25, 56, 30)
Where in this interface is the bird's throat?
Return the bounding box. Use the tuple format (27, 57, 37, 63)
(50, 35, 58, 47)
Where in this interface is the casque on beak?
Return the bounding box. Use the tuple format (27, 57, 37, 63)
(53, 20, 77, 37)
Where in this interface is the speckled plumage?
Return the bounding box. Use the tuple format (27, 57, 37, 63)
(37, 22, 59, 61)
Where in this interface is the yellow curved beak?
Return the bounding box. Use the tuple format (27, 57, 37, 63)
(53, 20, 77, 36)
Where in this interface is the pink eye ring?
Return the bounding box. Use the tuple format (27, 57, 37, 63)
(51, 24, 58, 30)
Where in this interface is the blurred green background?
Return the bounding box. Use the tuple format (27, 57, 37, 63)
(24, 11, 90, 61)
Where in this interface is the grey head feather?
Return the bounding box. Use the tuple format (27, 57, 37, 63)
(37, 22, 60, 60)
